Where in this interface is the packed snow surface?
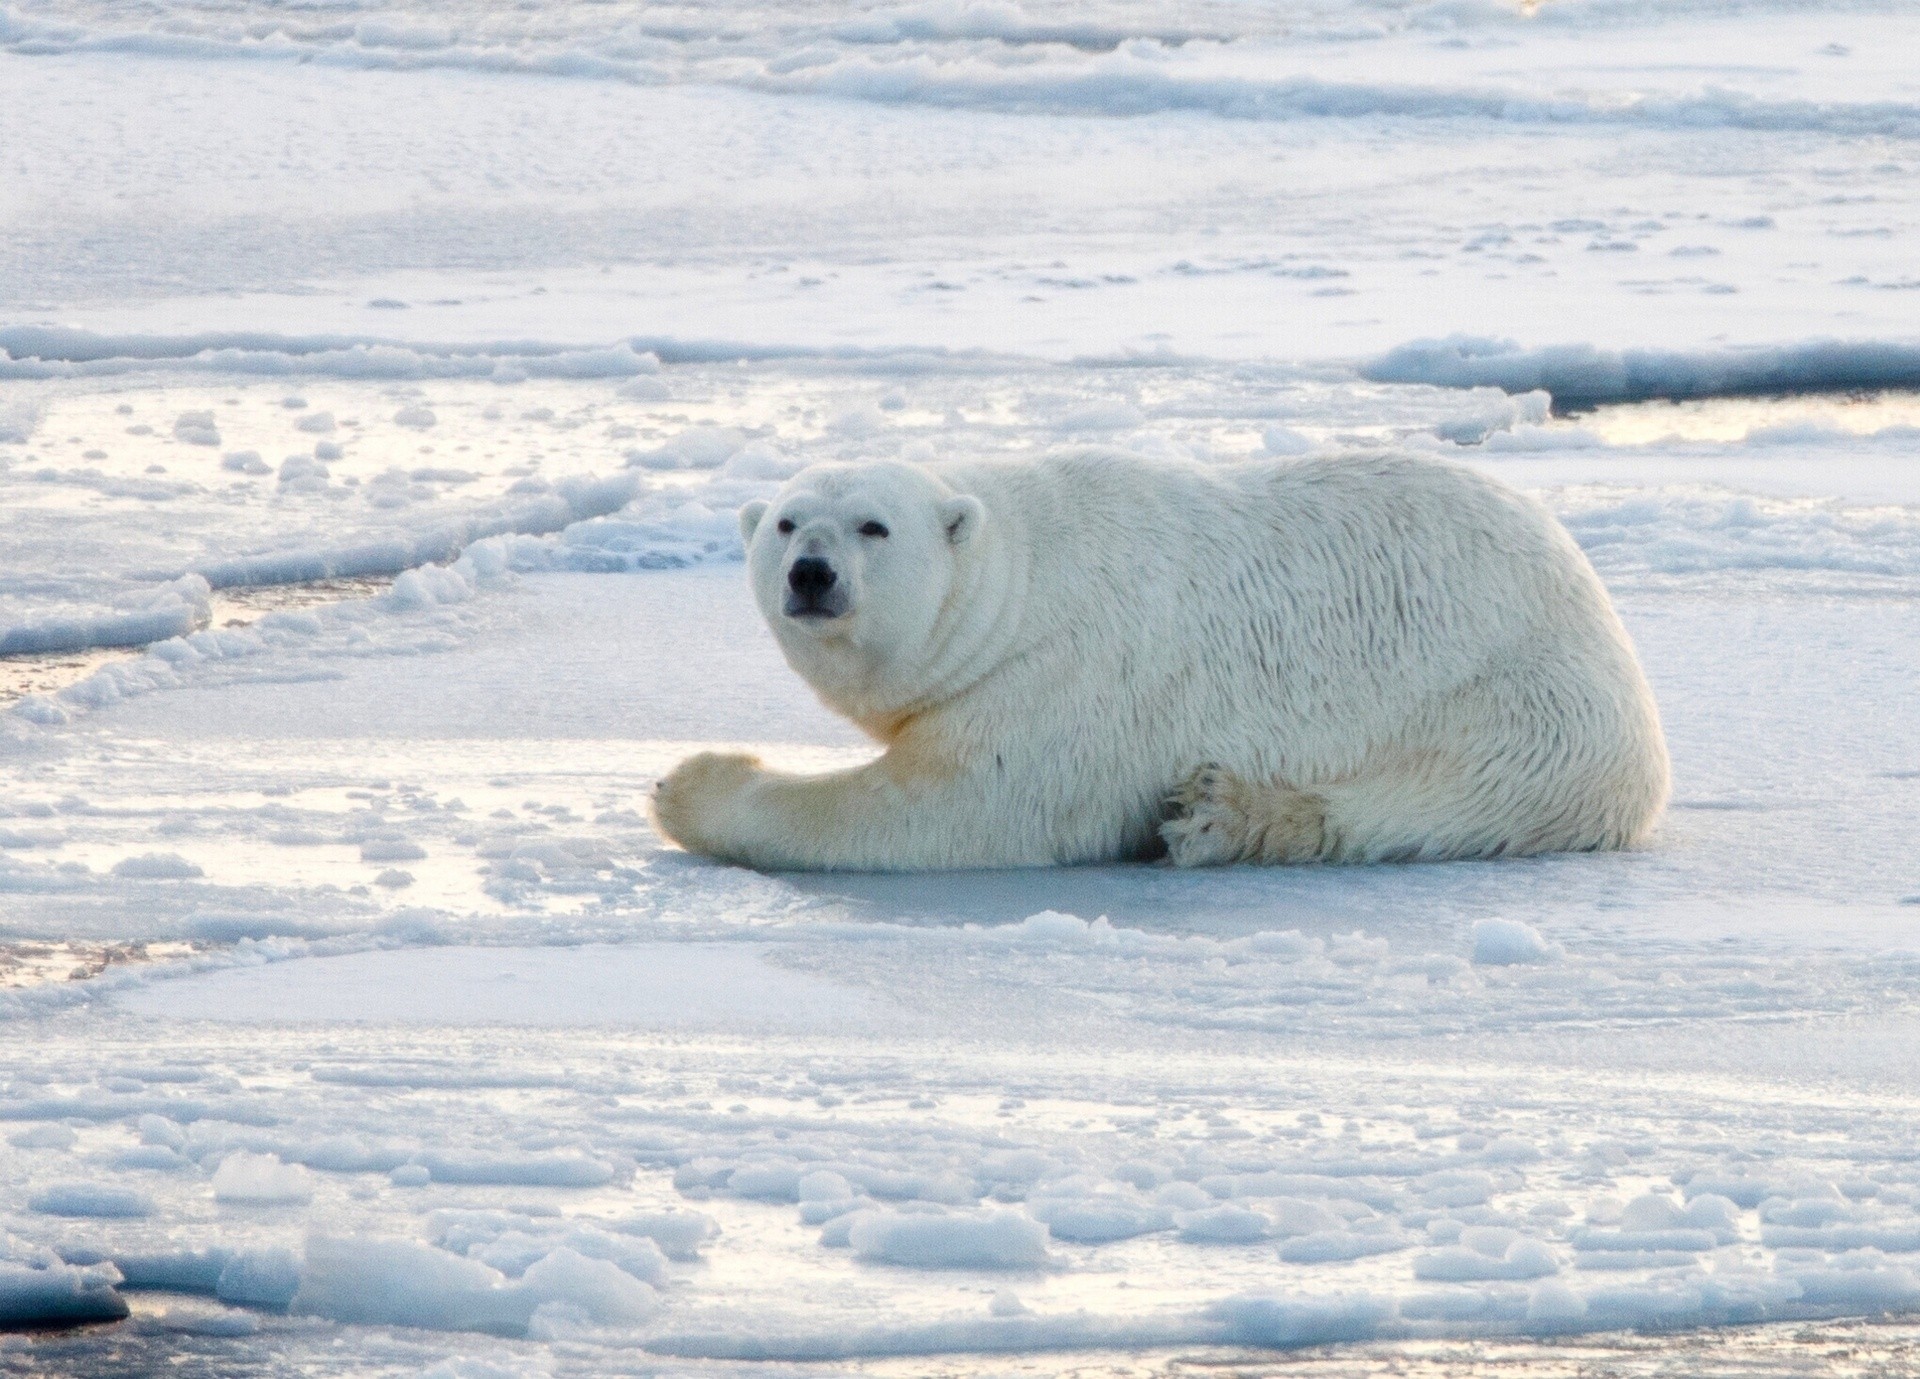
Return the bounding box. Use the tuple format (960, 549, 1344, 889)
(3, 0, 1920, 1373)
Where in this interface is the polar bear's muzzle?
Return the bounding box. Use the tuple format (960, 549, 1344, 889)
(785, 556, 849, 621)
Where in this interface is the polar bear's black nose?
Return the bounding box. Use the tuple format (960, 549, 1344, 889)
(788, 557, 837, 599)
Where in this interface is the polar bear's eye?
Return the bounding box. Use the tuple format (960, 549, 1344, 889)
(776, 518, 795, 535)
(858, 521, 889, 539)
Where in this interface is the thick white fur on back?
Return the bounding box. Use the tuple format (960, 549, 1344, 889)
(651, 451, 1669, 871)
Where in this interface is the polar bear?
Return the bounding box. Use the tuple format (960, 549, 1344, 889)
(650, 451, 1668, 871)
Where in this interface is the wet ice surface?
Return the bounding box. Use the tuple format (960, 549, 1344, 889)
(6, 0, 1920, 1372)
(7, 365, 1920, 1370)
(3, 516, 1919, 1372)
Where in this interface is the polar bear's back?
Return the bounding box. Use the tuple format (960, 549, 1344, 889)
(942, 448, 1617, 701)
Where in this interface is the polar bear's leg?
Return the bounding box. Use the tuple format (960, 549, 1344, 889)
(1313, 665, 1669, 862)
(651, 749, 1045, 871)
(1161, 765, 1328, 867)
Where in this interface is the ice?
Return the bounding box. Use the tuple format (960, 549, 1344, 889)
(215, 1248, 303, 1308)
(847, 1210, 1052, 1269)
(1030, 1189, 1173, 1244)
(1469, 918, 1559, 966)
(1278, 1229, 1412, 1264)
(1210, 1293, 1394, 1347)
(26, 1184, 154, 1218)
(109, 853, 205, 880)
(4, 0, 1920, 1371)
(1175, 1205, 1270, 1244)
(0, 331, 664, 383)
(171, 411, 220, 447)
(0, 1253, 128, 1327)
(118, 944, 883, 1030)
(293, 1236, 656, 1336)
(149, 1301, 261, 1336)
(211, 1152, 314, 1205)
(0, 576, 209, 658)
(1413, 1235, 1561, 1282)
(604, 1212, 717, 1263)
(1367, 337, 1920, 408)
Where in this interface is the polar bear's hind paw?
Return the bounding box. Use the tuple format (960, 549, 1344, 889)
(1161, 765, 1327, 867)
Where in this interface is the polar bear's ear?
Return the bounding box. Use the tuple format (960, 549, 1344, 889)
(738, 499, 770, 545)
(941, 495, 985, 547)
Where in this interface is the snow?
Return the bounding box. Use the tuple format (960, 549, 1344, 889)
(2, 0, 1919, 1370)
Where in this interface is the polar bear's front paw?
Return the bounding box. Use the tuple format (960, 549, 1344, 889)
(650, 751, 763, 857)
(1161, 765, 1327, 867)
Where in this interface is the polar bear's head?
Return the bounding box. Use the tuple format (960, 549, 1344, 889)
(740, 461, 986, 714)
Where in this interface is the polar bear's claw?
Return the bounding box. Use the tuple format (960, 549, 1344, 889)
(1162, 766, 1327, 867)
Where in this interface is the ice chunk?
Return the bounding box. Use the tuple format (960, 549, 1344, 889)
(1031, 1195, 1173, 1244)
(8, 1125, 76, 1150)
(626, 425, 752, 471)
(606, 1210, 718, 1261)
(468, 1228, 666, 1287)
(1471, 917, 1559, 966)
(726, 1161, 803, 1201)
(1276, 1228, 1408, 1263)
(294, 1236, 654, 1335)
(115, 1247, 234, 1293)
(213, 1150, 315, 1204)
(418, 1151, 616, 1188)
(216, 1247, 303, 1308)
(278, 454, 331, 490)
(797, 1170, 853, 1203)
(0, 1260, 128, 1326)
(138, 1113, 187, 1149)
(1527, 1280, 1589, 1322)
(114, 1144, 189, 1171)
(1176, 1206, 1271, 1243)
(520, 1247, 657, 1323)
(1364, 336, 1920, 409)
(1413, 1235, 1560, 1280)
(1211, 1292, 1393, 1346)
(173, 410, 220, 446)
(359, 838, 427, 862)
(28, 1183, 155, 1217)
(295, 1236, 521, 1331)
(111, 852, 204, 880)
(847, 1210, 1051, 1269)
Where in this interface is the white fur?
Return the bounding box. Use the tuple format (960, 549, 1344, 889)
(651, 451, 1669, 871)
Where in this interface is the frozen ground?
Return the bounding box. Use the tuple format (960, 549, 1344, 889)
(4, 0, 1920, 1374)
